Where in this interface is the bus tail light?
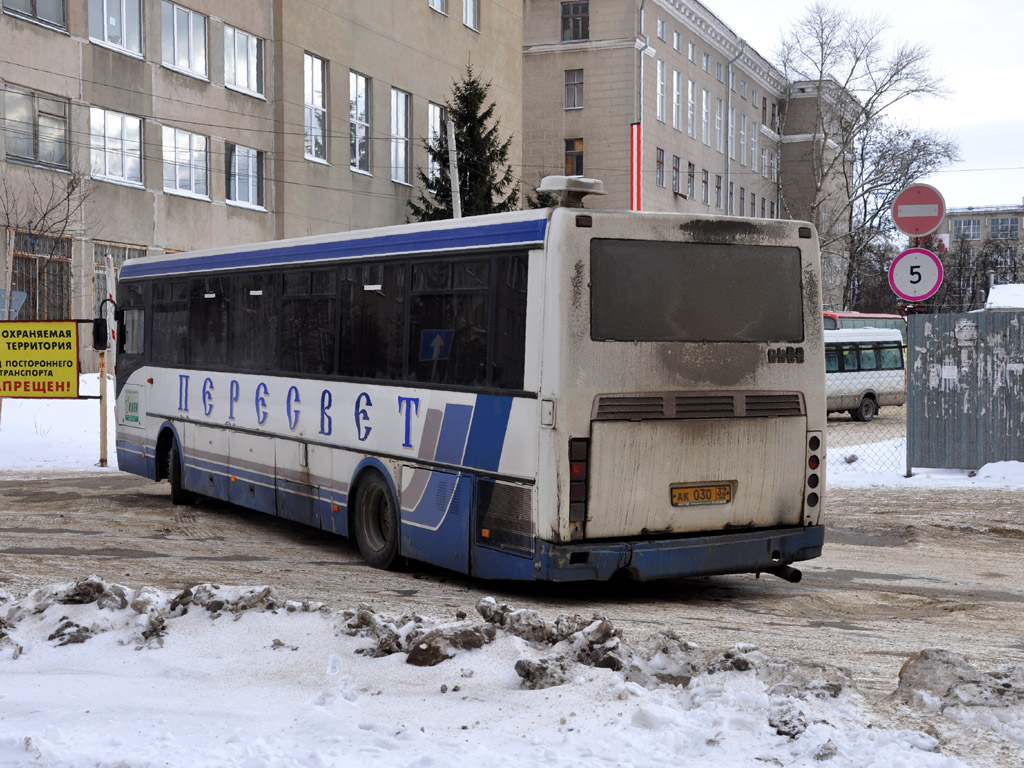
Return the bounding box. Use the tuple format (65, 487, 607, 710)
(568, 438, 589, 522)
(805, 432, 823, 516)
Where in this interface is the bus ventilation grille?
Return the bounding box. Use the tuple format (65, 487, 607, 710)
(476, 480, 533, 554)
(593, 392, 805, 420)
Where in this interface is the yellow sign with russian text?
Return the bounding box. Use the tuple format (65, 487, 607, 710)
(0, 321, 79, 398)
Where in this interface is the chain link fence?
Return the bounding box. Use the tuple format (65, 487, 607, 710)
(824, 339, 908, 478)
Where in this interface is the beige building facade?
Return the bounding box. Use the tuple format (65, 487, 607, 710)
(1, 0, 522, 368)
(523, 0, 786, 218)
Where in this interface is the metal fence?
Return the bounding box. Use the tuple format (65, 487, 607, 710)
(826, 369, 908, 478)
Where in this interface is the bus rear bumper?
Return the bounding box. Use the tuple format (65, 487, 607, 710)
(533, 525, 825, 582)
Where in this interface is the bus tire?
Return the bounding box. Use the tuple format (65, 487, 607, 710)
(167, 436, 195, 506)
(853, 397, 877, 423)
(352, 470, 400, 570)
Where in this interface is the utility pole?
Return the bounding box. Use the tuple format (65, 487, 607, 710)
(447, 120, 462, 219)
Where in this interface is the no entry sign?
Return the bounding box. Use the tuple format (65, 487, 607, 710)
(892, 183, 945, 237)
(889, 247, 943, 302)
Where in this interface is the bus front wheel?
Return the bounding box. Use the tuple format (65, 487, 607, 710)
(352, 470, 400, 570)
(166, 436, 195, 505)
(851, 397, 877, 423)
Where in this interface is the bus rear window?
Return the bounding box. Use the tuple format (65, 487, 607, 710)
(590, 239, 804, 342)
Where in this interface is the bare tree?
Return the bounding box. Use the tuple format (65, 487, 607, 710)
(776, 2, 958, 309)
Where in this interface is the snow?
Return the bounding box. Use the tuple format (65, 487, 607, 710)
(986, 284, 1024, 309)
(1, 376, 1022, 768)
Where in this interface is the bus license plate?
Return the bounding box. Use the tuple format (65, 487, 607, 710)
(670, 483, 732, 507)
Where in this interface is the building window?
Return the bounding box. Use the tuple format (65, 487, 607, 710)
(750, 192, 756, 217)
(688, 41, 695, 62)
(702, 52, 709, 72)
(89, 107, 142, 184)
(687, 80, 696, 139)
(656, 17, 665, 40)
(687, 163, 695, 199)
(89, 0, 142, 54)
(463, 0, 478, 29)
(565, 69, 583, 109)
(93, 241, 145, 316)
(655, 148, 664, 187)
(3, 0, 64, 28)
(672, 70, 682, 130)
(225, 143, 264, 207)
(761, 147, 769, 178)
(751, 123, 758, 174)
(428, 102, 445, 185)
(4, 87, 68, 169)
(716, 62, 723, 82)
(673, 30, 680, 51)
(10, 230, 71, 321)
(350, 71, 370, 172)
(656, 60, 666, 122)
(740, 113, 747, 165)
(564, 138, 583, 176)
(671, 155, 680, 194)
(752, 88, 759, 108)
(701, 89, 709, 145)
(770, 152, 777, 182)
(391, 88, 410, 184)
(740, 80, 748, 99)
(701, 169, 709, 205)
(225, 25, 264, 96)
(715, 175, 722, 208)
(952, 219, 981, 241)
(161, 125, 208, 197)
(428, 0, 445, 12)
(561, 2, 588, 42)
(715, 98, 723, 152)
(770, 201, 776, 218)
(301, 53, 325, 160)
(303, 53, 327, 161)
(728, 182, 734, 214)
(739, 186, 745, 215)
(761, 198, 766, 218)
(161, 2, 207, 77)
(728, 106, 735, 159)
(991, 217, 1020, 240)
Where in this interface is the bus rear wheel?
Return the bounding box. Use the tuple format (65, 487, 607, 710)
(352, 470, 400, 570)
(851, 397, 877, 423)
(166, 436, 195, 505)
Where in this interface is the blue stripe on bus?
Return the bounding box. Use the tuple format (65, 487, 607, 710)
(434, 403, 473, 464)
(462, 395, 513, 472)
(119, 218, 548, 279)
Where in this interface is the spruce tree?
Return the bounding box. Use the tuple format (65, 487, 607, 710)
(408, 66, 519, 221)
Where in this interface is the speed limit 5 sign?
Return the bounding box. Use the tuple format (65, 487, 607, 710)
(889, 247, 943, 302)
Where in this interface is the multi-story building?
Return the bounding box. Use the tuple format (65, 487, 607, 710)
(1, 0, 522, 368)
(935, 202, 1024, 308)
(523, 0, 786, 217)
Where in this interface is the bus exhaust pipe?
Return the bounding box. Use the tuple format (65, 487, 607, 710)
(767, 565, 802, 583)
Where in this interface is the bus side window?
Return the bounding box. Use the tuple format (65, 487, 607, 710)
(841, 347, 859, 372)
(879, 346, 904, 370)
(825, 348, 839, 372)
(122, 309, 145, 355)
(858, 346, 877, 370)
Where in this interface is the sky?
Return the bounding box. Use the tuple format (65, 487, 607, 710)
(707, 0, 1024, 210)
(2, 378, 1024, 766)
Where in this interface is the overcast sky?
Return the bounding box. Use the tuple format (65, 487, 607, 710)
(706, 0, 1024, 209)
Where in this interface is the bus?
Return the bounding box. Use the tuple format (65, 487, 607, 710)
(114, 178, 826, 583)
(824, 328, 906, 422)
(822, 310, 907, 343)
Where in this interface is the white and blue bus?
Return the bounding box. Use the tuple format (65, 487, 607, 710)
(115, 179, 826, 582)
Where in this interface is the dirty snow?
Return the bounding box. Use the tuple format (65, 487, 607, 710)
(1, 376, 1023, 767)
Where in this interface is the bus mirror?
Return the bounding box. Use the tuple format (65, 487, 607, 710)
(92, 318, 109, 351)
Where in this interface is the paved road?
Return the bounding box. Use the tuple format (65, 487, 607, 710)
(1, 470, 1022, 766)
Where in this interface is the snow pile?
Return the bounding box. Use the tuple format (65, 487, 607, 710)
(1, 576, 1012, 767)
(985, 284, 1024, 309)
